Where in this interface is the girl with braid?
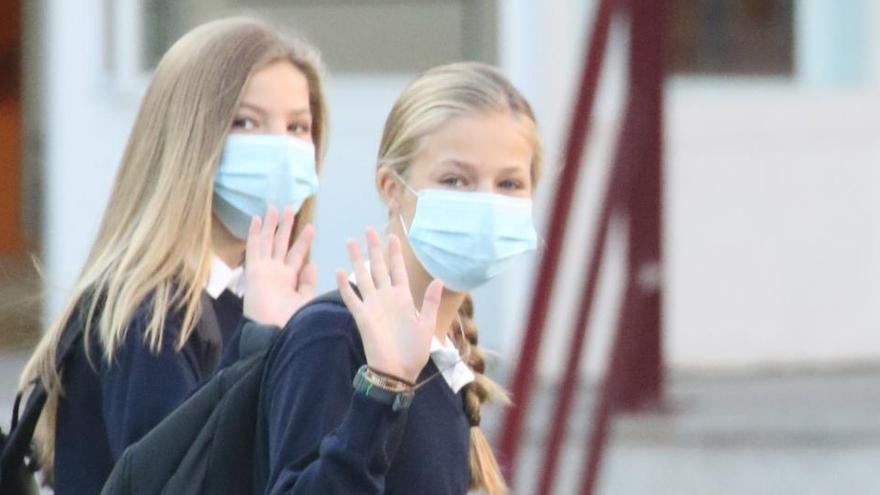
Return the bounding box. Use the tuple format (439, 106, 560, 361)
(254, 62, 541, 494)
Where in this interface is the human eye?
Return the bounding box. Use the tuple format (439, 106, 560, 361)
(438, 175, 467, 189)
(231, 116, 258, 131)
(498, 178, 525, 191)
(288, 120, 311, 135)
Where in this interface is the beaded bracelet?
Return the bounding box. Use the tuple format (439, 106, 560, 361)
(366, 366, 416, 388)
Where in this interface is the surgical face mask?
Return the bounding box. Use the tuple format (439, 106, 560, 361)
(213, 134, 318, 239)
(395, 173, 538, 292)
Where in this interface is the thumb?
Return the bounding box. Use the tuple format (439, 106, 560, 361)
(418, 279, 444, 330)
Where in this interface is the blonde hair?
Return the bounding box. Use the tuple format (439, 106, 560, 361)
(377, 62, 542, 495)
(20, 17, 327, 482)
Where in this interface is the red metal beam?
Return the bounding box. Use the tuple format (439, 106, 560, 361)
(498, 0, 619, 481)
(580, 273, 641, 494)
(614, 0, 665, 411)
(581, 0, 665, 492)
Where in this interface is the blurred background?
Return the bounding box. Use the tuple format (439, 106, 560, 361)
(1, 0, 878, 493)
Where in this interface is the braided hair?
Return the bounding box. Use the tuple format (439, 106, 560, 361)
(453, 295, 511, 494)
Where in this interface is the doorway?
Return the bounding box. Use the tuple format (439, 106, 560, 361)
(0, 0, 39, 350)
(0, 0, 22, 255)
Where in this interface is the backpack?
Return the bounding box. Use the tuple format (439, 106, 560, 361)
(0, 302, 84, 495)
(0, 382, 44, 495)
(0, 291, 229, 495)
(101, 291, 346, 495)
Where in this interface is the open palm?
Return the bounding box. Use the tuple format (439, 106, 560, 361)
(244, 207, 317, 328)
(336, 228, 443, 383)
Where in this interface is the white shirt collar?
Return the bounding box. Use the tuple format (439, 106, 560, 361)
(205, 256, 245, 299)
(429, 335, 476, 393)
(348, 264, 476, 392)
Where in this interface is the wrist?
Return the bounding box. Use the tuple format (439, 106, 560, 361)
(366, 366, 416, 387)
(364, 355, 419, 383)
(352, 365, 414, 411)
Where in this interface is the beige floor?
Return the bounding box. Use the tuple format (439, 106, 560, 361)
(490, 368, 880, 494)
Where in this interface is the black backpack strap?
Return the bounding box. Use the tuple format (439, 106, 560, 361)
(238, 323, 278, 360)
(195, 292, 223, 376)
(2, 297, 90, 475)
(237, 289, 349, 360)
(1, 384, 46, 473)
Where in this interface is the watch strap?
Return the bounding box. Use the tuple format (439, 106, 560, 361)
(352, 365, 414, 411)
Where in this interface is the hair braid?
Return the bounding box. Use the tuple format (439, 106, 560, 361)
(454, 294, 510, 495)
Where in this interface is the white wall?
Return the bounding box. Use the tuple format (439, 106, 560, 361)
(666, 82, 880, 371)
(309, 75, 411, 293)
(41, 0, 142, 316)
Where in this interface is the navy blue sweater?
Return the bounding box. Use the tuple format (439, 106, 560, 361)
(54, 290, 243, 495)
(255, 294, 471, 495)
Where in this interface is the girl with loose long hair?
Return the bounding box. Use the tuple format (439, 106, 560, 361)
(252, 62, 542, 494)
(19, 17, 327, 493)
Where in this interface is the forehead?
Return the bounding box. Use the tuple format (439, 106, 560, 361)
(412, 111, 533, 176)
(240, 60, 311, 111)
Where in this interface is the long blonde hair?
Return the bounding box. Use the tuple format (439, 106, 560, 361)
(20, 17, 327, 481)
(377, 62, 542, 495)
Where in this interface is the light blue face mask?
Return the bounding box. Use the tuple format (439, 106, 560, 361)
(213, 134, 319, 239)
(395, 174, 539, 292)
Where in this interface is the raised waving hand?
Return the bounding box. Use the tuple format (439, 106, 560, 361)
(243, 206, 317, 328)
(336, 228, 443, 383)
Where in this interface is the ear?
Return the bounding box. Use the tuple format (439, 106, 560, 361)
(376, 166, 403, 213)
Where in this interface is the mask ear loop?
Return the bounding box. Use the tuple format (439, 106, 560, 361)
(391, 169, 420, 240)
(390, 169, 420, 196)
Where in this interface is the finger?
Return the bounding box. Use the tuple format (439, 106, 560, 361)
(347, 238, 375, 294)
(285, 223, 314, 271)
(273, 207, 296, 261)
(297, 262, 317, 299)
(261, 207, 279, 258)
(244, 216, 261, 268)
(418, 279, 444, 330)
(336, 268, 363, 314)
(365, 228, 391, 289)
(387, 234, 409, 287)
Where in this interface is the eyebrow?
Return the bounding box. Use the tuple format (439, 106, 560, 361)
(440, 159, 475, 173)
(238, 102, 311, 117)
(440, 159, 528, 175)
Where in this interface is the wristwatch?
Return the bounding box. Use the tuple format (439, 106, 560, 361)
(352, 365, 415, 412)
